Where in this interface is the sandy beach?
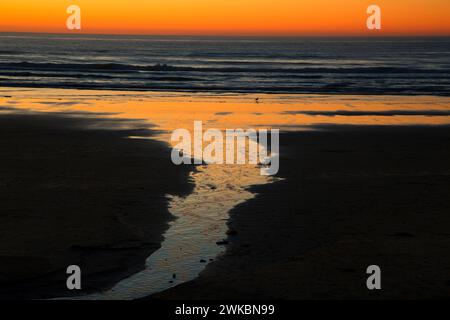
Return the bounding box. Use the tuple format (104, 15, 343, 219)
(0, 110, 194, 299)
(155, 125, 450, 299)
(1, 89, 450, 300)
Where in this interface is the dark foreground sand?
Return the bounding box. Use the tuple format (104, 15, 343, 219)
(155, 124, 450, 299)
(0, 110, 193, 299)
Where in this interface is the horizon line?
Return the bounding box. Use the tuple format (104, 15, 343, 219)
(1, 30, 450, 38)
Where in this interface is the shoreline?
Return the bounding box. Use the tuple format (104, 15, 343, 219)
(2, 84, 450, 97)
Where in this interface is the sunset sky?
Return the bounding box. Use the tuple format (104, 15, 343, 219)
(0, 0, 449, 36)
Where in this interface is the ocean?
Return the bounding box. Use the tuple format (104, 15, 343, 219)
(1, 33, 449, 95)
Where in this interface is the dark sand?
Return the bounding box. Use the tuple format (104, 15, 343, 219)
(0, 110, 193, 299)
(155, 125, 450, 299)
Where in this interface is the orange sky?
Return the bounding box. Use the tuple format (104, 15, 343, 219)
(0, 0, 449, 36)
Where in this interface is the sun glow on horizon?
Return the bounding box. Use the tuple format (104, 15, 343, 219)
(0, 0, 449, 36)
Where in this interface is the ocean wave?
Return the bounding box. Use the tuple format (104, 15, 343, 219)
(1, 61, 448, 75)
(1, 80, 449, 96)
(0, 36, 449, 96)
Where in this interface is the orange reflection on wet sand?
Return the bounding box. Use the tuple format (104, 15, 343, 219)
(1, 89, 450, 139)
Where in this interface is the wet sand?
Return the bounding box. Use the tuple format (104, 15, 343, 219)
(155, 125, 450, 299)
(0, 110, 193, 299)
(1, 90, 450, 300)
